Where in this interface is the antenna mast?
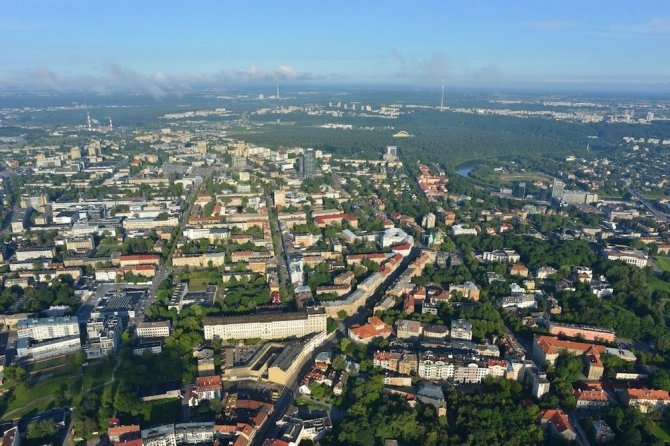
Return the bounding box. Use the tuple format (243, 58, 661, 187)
(440, 83, 445, 111)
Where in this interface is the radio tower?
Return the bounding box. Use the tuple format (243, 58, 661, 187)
(440, 83, 445, 111)
(274, 74, 280, 100)
(87, 111, 92, 131)
(109, 117, 113, 132)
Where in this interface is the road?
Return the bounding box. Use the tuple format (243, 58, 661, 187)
(251, 332, 339, 446)
(628, 188, 669, 223)
(264, 191, 290, 291)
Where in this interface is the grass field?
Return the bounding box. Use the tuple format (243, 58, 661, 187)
(654, 256, 670, 273)
(649, 421, 670, 442)
(81, 361, 114, 390)
(1, 373, 73, 420)
(30, 355, 69, 372)
(139, 398, 181, 427)
(649, 275, 670, 293)
(497, 172, 552, 184)
(188, 278, 209, 291)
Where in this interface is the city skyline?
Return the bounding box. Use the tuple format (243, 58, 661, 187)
(2, 0, 670, 94)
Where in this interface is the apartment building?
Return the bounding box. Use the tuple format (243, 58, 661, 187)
(17, 316, 80, 341)
(203, 308, 326, 340)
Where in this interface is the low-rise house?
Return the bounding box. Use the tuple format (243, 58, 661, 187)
(349, 316, 392, 344)
(540, 408, 577, 442)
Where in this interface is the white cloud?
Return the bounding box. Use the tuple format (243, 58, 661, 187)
(0, 62, 325, 95)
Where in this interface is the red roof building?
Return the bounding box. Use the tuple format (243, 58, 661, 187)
(540, 409, 577, 442)
(118, 254, 160, 267)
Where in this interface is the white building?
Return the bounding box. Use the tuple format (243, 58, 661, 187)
(136, 320, 172, 338)
(203, 308, 326, 340)
(84, 316, 123, 359)
(483, 249, 520, 263)
(17, 316, 80, 341)
(604, 246, 648, 268)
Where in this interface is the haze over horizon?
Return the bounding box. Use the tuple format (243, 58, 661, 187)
(2, 0, 670, 94)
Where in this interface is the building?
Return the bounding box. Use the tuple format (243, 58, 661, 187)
(141, 424, 177, 446)
(525, 364, 551, 399)
(450, 319, 473, 341)
(421, 212, 436, 229)
(383, 145, 398, 162)
(498, 294, 537, 309)
(448, 282, 480, 301)
(450, 225, 477, 236)
(108, 425, 141, 443)
(483, 249, 520, 263)
(604, 246, 648, 268)
(574, 384, 611, 409)
(349, 316, 393, 344)
(17, 316, 80, 341)
(16, 335, 81, 361)
(84, 316, 123, 359)
(136, 320, 172, 338)
(548, 321, 616, 343)
(593, 420, 616, 444)
(418, 353, 454, 381)
(540, 408, 577, 442)
(175, 423, 214, 444)
(623, 388, 670, 413)
(194, 375, 222, 402)
(15, 248, 55, 262)
(118, 254, 161, 267)
(532, 335, 606, 367)
(299, 149, 317, 178)
(395, 319, 423, 340)
(551, 179, 565, 200)
(203, 308, 326, 340)
(0, 427, 20, 446)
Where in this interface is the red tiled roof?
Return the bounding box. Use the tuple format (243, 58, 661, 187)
(108, 425, 140, 438)
(540, 408, 574, 434)
(119, 254, 160, 261)
(535, 335, 606, 355)
(626, 388, 670, 401)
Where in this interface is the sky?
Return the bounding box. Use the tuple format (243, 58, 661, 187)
(2, 0, 670, 93)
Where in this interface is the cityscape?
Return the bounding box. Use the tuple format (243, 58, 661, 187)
(2, 1, 670, 446)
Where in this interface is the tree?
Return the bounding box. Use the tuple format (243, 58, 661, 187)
(27, 419, 58, 439)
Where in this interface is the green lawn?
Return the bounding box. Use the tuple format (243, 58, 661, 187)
(1, 374, 73, 420)
(648, 275, 670, 293)
(81, 361, 114, 390)
(30, 356, 69, 372)
(188, 278, 209, 291)
(139, 398, 181, 427)
(649, 421, 670, 442)
(654, 256, 670, 273)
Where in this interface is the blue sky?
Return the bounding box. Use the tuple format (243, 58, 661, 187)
(2, 0, 670, 92)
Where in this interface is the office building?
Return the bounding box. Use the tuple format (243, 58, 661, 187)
(17, 316, 80, 341)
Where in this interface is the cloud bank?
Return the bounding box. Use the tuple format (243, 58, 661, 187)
(0, 62, 325, 96)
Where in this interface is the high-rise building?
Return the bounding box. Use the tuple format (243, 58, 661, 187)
(647, 112, 655, 122)
(384, 146, 398, 161)
(422, 212, 436, 229)
(552, 179, 565, 200)
(299, 148, 317, 178)
(517, 182, 526, 199)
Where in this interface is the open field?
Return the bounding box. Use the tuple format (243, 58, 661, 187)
(648, 275, 670, 293)
(497, 172, 552, 184)
(654, 256, 670, 273)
